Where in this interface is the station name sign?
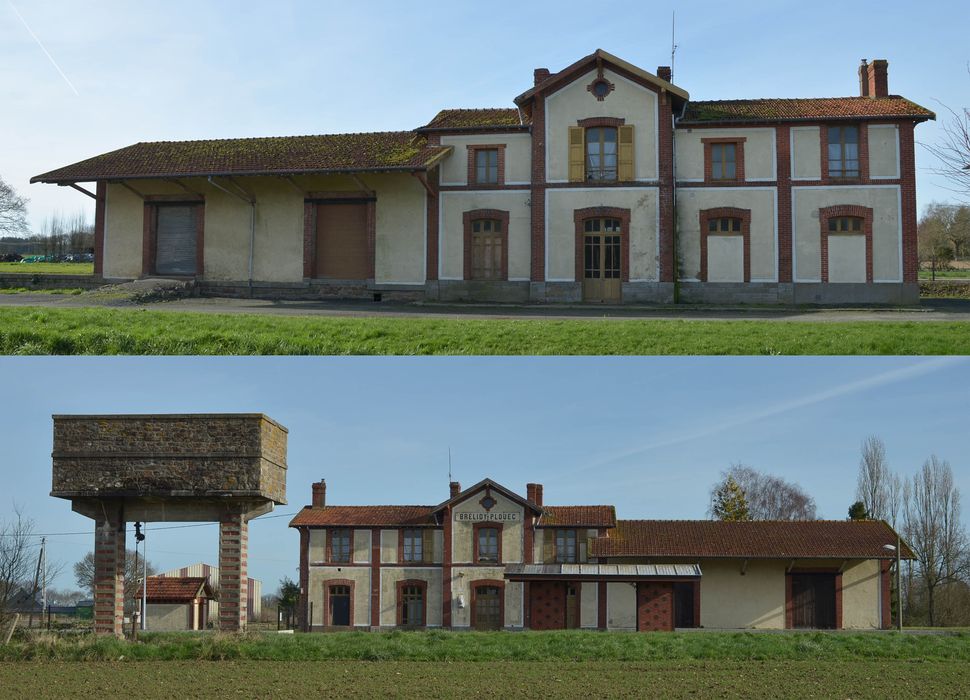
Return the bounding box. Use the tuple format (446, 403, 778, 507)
(454, 512, 520, 522)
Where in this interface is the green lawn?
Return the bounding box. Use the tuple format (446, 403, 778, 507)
(0, 287, 85, 295)
(0, 659, 966, 699)
(0, 307, 967, 355)
(0, 262, 94, 275)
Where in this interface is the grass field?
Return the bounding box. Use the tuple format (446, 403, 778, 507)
(1, 659, 966, 698)
(0, 262, 94, 275)
(0, 307, 968, 355)
(2, 632, 968, 698)
(0, 287, 84, 295)
(920, 269, 970, 279)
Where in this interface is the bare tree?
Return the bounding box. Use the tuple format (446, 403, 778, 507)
(0, 176, 29, 236)
(74, 550, 156, 612)
(74, 549, 155, 606)
(902, 455, 968, 626)
(856, 436, 891, 520)
(713, 464, 816, 521)
(0, 506, 36, 623)
(921, 70, 970, 199)
(918, 206, 956, 278)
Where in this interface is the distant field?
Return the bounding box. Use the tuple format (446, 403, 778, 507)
(920, 269, 970, 279)
(0, 262, 94, 275)
(1, 307, 969, 355)
(2, 659, 967, 699)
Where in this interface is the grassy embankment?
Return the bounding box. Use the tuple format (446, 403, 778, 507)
(2, 631, 968, 698)
(1, 307, 968, 355)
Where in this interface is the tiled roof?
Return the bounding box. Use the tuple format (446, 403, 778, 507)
(681, 96, 935, 124)
(421, 108, 525, 131)
(145, 576, 210, 601)
(289, 505, 437, 528)
(591, 520, 912, 560)
(31, 131, 451, 184)
(541, 506, 616, 528)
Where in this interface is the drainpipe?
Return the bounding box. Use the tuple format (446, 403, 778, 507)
(207, 176, 256, 294)
(671, 100, 688, 303)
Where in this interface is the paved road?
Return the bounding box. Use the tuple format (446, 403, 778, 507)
(2, 292, 970, 322)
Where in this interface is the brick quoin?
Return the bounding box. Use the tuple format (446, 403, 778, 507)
(898, 122, 919, 283)
(219, 513, 249, 632)
(775, 126, 793, 282)
(657, 90, 675, 283)
(529, 96, 547, 284)
(93, 514, 125, 637)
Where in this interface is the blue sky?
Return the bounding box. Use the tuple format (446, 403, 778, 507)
(1, 356, 967, 592)
(3, 0, 969, 232)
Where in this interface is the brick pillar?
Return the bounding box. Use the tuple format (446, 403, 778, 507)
(775, 125, 793, 284)
(93, 513, 125, 636)
(219, 513, 248, 631)
(658, 91, 676, 284)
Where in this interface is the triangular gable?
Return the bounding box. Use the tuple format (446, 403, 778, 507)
(431, 477, 542, 516)
(514, 48, 689, 106)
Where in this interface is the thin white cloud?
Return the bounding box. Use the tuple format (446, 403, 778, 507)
(570, 357, 967, 475)
(9, 2, 79, 96)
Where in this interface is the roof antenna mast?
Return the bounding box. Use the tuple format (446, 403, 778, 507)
(670, 10, 678, 81)
(448, 447, 452, 483)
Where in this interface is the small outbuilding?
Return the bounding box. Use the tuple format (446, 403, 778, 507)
(145, 577, 215, 631)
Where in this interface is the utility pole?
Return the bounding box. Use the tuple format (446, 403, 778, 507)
(27, 538, 44, 629)
(142, 526, 148, 631)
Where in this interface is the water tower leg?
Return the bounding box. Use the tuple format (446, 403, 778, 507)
(218, 513, 248, 632)
(94, 513, 125, 637)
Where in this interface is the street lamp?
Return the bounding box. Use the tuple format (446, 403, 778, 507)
(883, 540, 902, 632)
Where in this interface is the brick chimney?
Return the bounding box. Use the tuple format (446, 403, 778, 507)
(527, 482, 543, 507)
(311, 479, 326, 508)
(534, 68, 550, 86)
(861, 59, 889, 98)
(449, 481, 461, 498)
(657, 66, 672, 82)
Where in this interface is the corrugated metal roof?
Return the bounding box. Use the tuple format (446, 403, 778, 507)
(504, 563, 701, 579)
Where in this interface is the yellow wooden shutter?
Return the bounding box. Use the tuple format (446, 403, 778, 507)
(422, 529, 434, 563)
(568, 127, 585, 182)
(543, 529, 556, 563)
(618, 125, 635, 181)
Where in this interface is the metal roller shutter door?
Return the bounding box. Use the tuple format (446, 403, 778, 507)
(156, 205, 198, 275)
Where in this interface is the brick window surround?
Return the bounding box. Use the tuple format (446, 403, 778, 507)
(820, 123, 869, 183)
(698, 207, 752, 283)
(573, 206, 631, 284)
(576, 117, 626, 129)
(302, 191, 376, 280)
(466, 145, 506, 186)
(701, 137, 746, 183)
(473, 522, 503, 564)
(819, 205, 874, 283)
(326, 528, 353, 563)
(322, 578, 355, 627)
(463, 209, 510, 281)
(396, 578, 428, 627)
(470, 578, 506, 629)
(785, 570, 843, 630)
(141, 195, 205, 277)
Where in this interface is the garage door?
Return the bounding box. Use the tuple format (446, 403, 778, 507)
(155, 205, 199, 276)
(315, 202, 369, 279)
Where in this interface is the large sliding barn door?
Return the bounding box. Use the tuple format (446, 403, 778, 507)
(791, 574, 836, 629)
(155, 205, 199, 276)
(315, 202, 369, 279)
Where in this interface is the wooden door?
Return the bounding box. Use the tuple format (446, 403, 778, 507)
(474, 586, 502, 631)
(315, 202, 369, 279)
(329, 585, 351, 626)
(565, 583, 579, 629)
(582, 218, 622, 302)
(674, 583, 696, 628)
(791, 574, 836, 629)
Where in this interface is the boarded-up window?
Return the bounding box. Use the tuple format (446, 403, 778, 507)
(155, 205, 199, 276)
(470, 219, 503, 281)
(315, 202, 369, 279)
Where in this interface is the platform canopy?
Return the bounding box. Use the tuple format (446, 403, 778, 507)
(504, 563, 701, 582)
